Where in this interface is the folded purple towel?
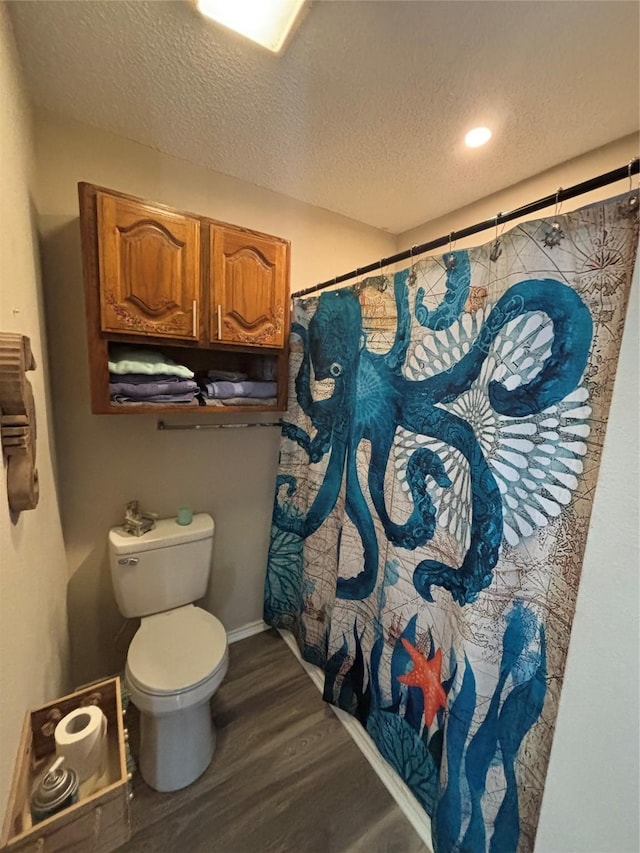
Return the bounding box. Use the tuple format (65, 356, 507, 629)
(112, 392, 198, 404)
(205, 381, 277, 400)
(109, 373, 185, 385)
(220, 397, 277, 407)
(113, 398, 197, 406)
(109, 379, 198, 398)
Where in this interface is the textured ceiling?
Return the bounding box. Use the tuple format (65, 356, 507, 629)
(7, 0, 640, 233)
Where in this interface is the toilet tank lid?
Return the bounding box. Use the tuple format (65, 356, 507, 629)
(109, 513, 214, 555)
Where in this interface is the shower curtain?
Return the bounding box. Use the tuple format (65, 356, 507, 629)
(264, 192, 638, 852)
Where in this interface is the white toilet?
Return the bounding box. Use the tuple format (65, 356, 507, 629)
(108, 512, 228, 792)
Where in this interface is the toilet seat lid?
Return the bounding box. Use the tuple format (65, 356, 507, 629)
(128, 605, 227, 694)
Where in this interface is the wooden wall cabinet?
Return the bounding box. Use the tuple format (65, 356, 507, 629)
(79, 183, 291, 414)
(97, 192, 201, 341)
(210, 226, 288, 348)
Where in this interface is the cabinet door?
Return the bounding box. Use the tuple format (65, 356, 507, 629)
(97, 192, 200, 339)
(210, 227, 288, 348)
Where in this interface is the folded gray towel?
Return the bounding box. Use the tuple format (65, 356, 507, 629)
(220, 397, 277, 407)
(109, 373, 184, 385)
(206, 381, 277, 399)
(113, 398, 197, 405)
(112, 392, 198, 404)
(110, 379, 198, 398)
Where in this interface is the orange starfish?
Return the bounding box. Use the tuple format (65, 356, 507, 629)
(397, 639, 447, 726)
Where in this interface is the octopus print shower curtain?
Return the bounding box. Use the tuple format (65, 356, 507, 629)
(264, 192, 638, 852)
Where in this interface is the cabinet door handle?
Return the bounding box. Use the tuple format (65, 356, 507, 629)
(192, 300, 197, 338)
(217, 304, 222, 340)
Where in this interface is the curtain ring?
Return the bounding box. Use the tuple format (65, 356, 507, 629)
(620, 158, 639, 215)
(444, 231, 457, 271)
(627, 158, 639, 194)
(490, 214, 503, 263)
(554, 188, 563, 220)
(544, 190, 565, 248)
(408, 246, 418, 285)
(378, 257, 389, 291)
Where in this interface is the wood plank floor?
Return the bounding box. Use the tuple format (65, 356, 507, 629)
(119, 629, 427, 853)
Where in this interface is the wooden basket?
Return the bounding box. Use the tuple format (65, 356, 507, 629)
(0, 677, 131, 853)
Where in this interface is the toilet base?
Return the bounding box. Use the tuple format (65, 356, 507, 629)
(138, 700, 215, 792)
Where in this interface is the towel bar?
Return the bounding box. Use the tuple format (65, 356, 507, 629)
(157, 420, 282, 431)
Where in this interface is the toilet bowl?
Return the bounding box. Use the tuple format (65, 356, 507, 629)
(125, 605, 228, 792)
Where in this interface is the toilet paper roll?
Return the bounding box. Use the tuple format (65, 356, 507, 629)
(54, 705, 107, 787)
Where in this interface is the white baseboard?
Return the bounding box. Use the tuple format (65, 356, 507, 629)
(226, 619, 270, 645)
(277, 628, 434, 852)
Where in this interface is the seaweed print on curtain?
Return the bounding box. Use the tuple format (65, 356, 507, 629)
(264, 192, 639, 852)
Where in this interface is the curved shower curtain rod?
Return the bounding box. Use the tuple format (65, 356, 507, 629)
(292, 158, 639, 298)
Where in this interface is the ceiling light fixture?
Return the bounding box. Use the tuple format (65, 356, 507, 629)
(465, 126, 492, 148)
(195, 0, 308, 54)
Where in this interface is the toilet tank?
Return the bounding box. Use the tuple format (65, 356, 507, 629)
(108, 513, 214, 618)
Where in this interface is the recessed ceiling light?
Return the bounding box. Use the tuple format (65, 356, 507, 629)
(196, 0, 307, 54)
(465, 127, 492, 148)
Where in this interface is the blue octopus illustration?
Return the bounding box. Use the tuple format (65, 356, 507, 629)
(274, 252, 593, 606)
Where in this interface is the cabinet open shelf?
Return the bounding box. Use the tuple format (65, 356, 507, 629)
(101, 340, 284, 414)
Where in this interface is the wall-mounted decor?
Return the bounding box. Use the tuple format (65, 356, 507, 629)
(0, 332, 39, 512)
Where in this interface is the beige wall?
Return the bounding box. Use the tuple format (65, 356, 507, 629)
(397, 136, 640, 853)
(0, 8, 70, 825)
(33, 111, 397, 688)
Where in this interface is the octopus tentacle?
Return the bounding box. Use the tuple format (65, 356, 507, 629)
(401, 405, 503, 605)
(292, 323, 341, 421)
(281, 420, 333, 464)
(287, 320, 347, 463)
(383, 271, 412, 371)
(272, 439, 348, 540)
(424, 279, 593, 415)
(291, 322, 315, 419)
(415, 250, 471, 330)
(369, 437, 451, 549)
(338, 443, 379, 600)
(286, 323, 332, 461)
(274, 291, 360, 541)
